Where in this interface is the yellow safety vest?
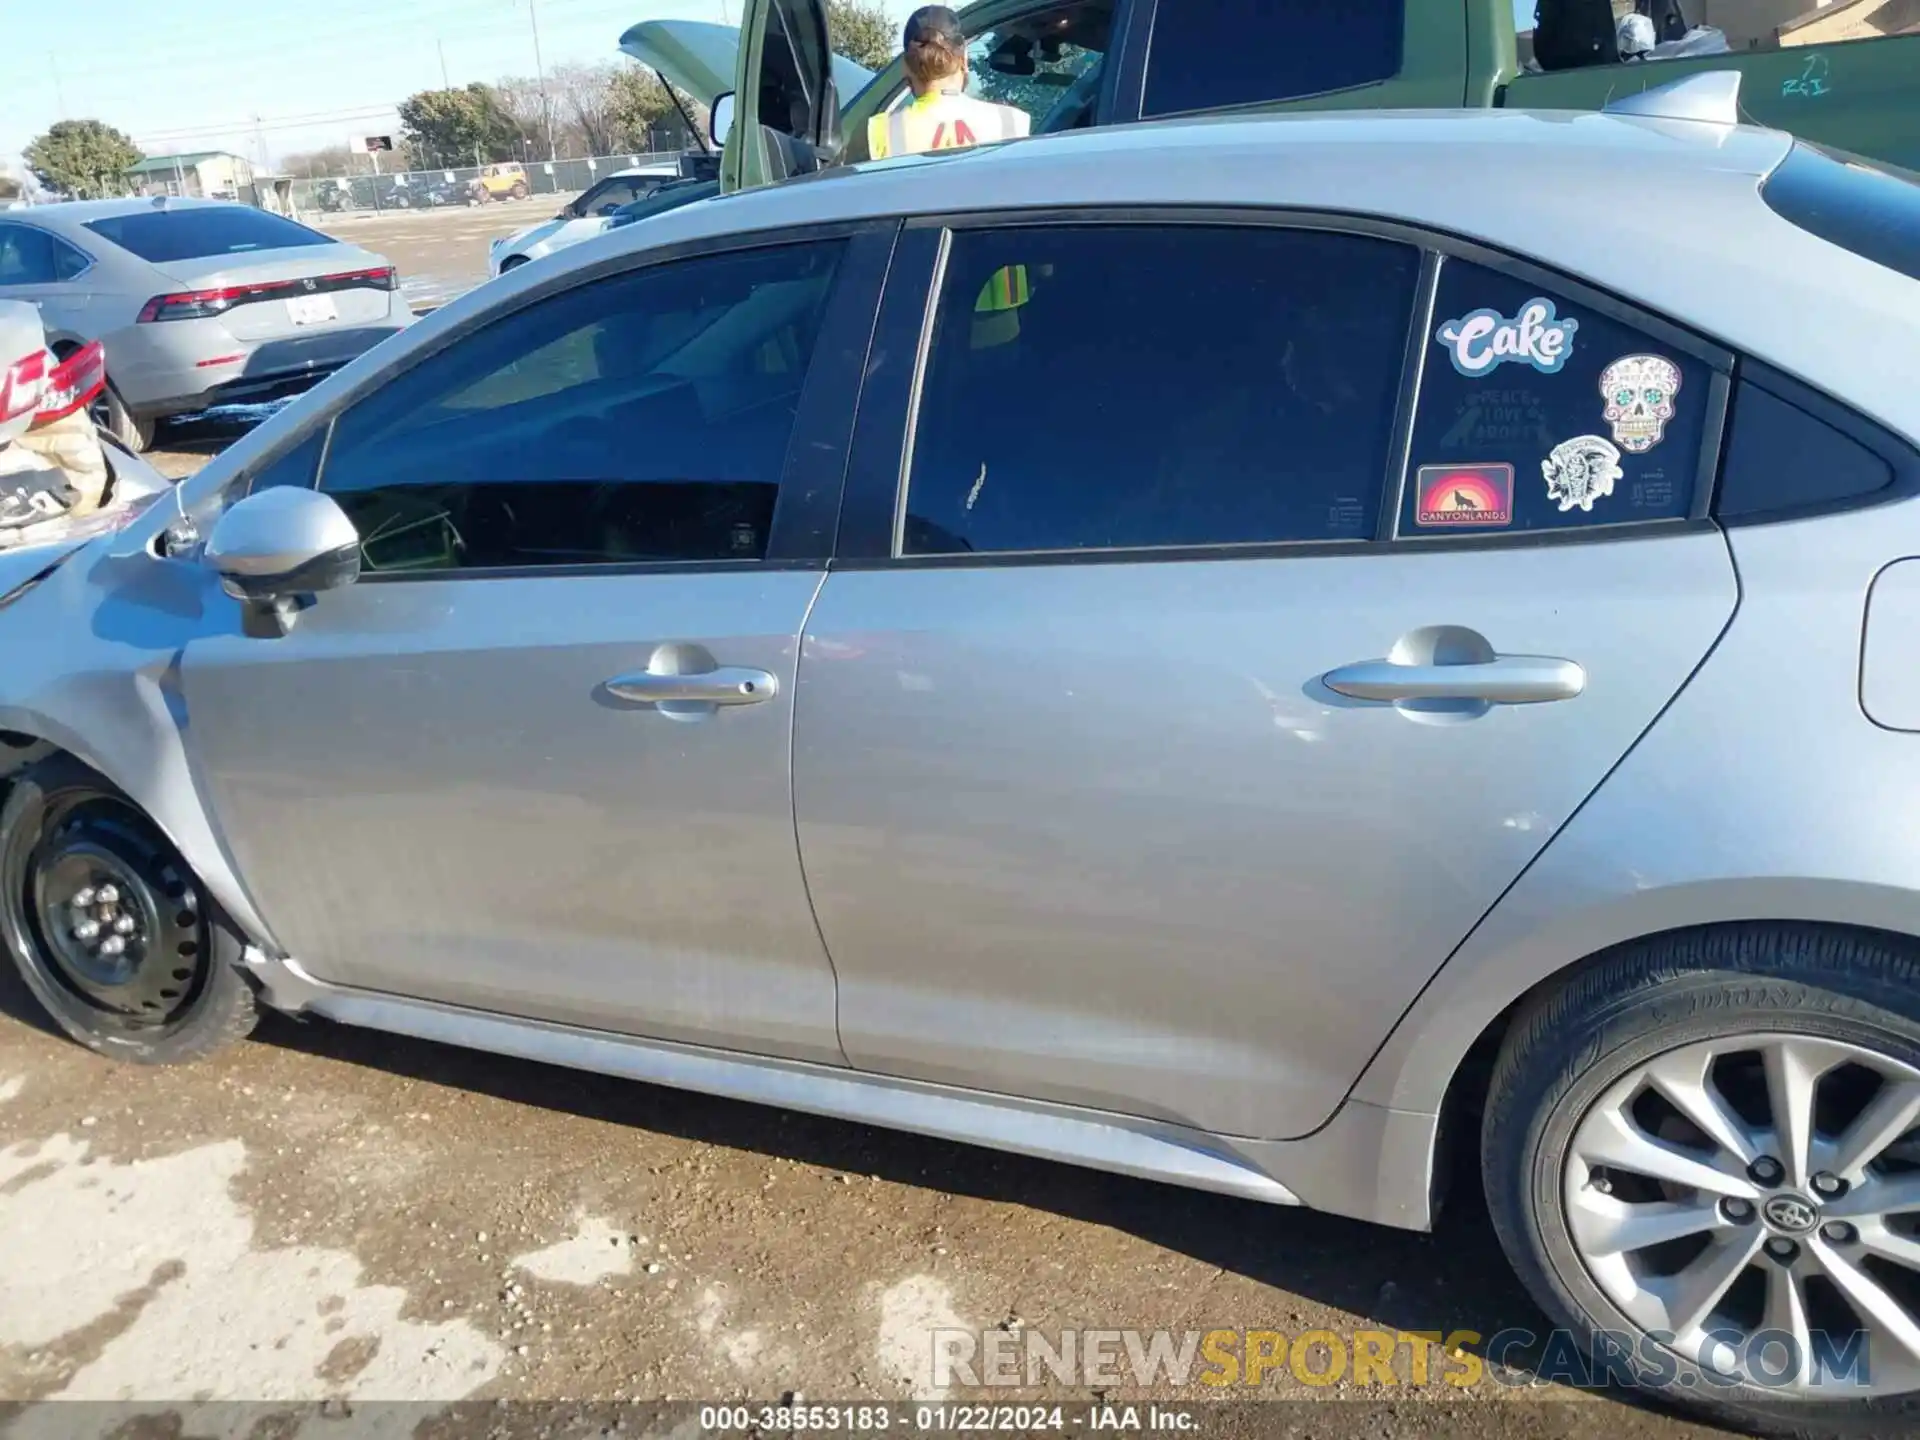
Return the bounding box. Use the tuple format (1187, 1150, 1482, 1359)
(867, 89, 1032, 160)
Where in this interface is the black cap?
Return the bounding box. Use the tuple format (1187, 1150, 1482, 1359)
(903, 5, 965, 49)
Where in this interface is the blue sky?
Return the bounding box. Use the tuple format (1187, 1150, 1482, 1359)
(5, 0, 1538, 166)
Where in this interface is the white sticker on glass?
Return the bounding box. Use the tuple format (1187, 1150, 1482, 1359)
(1543, 435, 1623, 514)
(1599, 354, 1683, 453)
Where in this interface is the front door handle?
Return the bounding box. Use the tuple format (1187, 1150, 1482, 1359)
(604, 667, 779, 706)
(1322, 655, 1585, 705)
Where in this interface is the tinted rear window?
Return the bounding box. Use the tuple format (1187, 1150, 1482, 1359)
(1761, 142, 1920, 284)
(83, 208, 333, 264)
(1143, 0, 1404, 118)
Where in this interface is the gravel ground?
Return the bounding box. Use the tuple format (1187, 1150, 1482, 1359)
(13, 200, 1734, 1440)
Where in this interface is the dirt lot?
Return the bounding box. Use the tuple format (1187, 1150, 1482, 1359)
(0, 963, 1737, 1437)
(16, 201, 1730, 1438)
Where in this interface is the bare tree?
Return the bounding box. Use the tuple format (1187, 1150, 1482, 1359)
(493, 74, 556, 157)
(550, 62, 626, 158)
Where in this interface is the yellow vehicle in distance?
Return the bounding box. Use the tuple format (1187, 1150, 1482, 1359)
(468, 162, 533, 204)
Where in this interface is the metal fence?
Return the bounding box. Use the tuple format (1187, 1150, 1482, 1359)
(279, 148, 698, 218)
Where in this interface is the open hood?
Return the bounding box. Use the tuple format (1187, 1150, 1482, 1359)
(618, 18, 874, 111)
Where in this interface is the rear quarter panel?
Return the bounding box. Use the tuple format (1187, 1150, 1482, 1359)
(1353, 496, 1920, 1118)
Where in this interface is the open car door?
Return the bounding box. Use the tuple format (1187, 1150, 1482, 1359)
(720, 0, 841, 193)
(619, 19, 874, 119)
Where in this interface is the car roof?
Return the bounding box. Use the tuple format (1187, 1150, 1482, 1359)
(5, 196, 242, 229)
(457, 106, 1920, 446)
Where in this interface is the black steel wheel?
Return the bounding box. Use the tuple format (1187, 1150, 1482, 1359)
(1, 755, 255, 1063)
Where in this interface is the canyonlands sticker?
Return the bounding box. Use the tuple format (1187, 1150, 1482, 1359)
(1435, 299, 1579, 377)
(1415, 463, 1515, 528)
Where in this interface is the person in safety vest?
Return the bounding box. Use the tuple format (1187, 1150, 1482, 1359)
(868, 6, 1031, 160)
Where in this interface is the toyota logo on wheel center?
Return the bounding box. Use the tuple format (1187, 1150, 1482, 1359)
(1763, 1194, 1819, 1234)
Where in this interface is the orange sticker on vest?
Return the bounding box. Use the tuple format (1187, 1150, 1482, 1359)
(930, 119, 978, 149)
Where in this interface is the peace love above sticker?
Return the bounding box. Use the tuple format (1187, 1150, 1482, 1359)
(1435, 299, 1579, 377)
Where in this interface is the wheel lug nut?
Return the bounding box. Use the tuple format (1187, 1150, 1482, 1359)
(1812, 1172, 1847, 1198)
(1721, 1197, 1756, 1224)
(98, 935, 126, 958)
(1590, 1175, 1613, 1195)
(1749, 1156, 1785, 1186)
(113, 915, 136, 936)
(72, 920, 100, 942)
(1821, 1221, 1856, 1244)
(95, 884, 119, 905)
(73, 887, 96, 908)
(1766, 1237, 1800, 1263)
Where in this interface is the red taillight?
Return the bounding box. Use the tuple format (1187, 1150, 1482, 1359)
(0, 349, 48, 425)
(136, 265, 399, 322)
(31, 341, 106, 425)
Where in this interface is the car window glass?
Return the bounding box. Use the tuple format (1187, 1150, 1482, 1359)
(0, 225, 59, 285)
(1761, 142, 1920, 285)
(83, 208, 333, 264)
(1143, 0, 1403, 118)
(1403, 257, 1709, 536)
(51, 240, 91, 281)
(970, 4, 1112, 131)
(902, 225, 1419, 556)
(319, 240, 844, 573)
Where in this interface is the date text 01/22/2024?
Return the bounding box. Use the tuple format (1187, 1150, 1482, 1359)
(698, 1406, 1195, 1432)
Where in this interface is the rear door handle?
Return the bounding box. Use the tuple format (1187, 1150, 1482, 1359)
(1322, 655, 1585, 705)
(604, 667, 779, 706)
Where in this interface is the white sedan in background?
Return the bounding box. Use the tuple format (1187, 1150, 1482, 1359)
(488, 164, 680, 276)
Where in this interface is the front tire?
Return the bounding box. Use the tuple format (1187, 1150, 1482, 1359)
(1485, 925, 1920, 1435)
(0, 756, 256, 1065)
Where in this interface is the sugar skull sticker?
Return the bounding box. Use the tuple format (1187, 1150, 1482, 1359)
(1599, 354, 1682, 453)
(1542, 436, 1623, 513)
(1434, 299, 1579, 377)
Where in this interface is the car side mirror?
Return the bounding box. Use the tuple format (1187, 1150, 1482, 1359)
(206, 487, 361, 638)
(711, 92, 736, 148)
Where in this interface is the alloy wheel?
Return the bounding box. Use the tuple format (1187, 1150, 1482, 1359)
(1564, 1033, 1920, 1395)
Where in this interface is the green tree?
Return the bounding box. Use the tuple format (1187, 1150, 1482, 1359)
(827, 0, 898, 71)
(398, 84, 522, 168)
(23, 119, 141, 200)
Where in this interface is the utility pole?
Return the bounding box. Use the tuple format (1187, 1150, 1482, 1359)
(49, 52, 68, 116)
(526, 0, 557, 160)
(438, 39, 451, 90)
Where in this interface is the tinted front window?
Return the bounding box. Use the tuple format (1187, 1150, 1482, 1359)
(0, 225, 58, 285)
(1403, 257, 1710, 535)
(1143, 0, 1404, 118)
(1761, 141, 1920, 284)
(84, 208, 333, 263)
(319, 241, 843, 573)
(902, 225, 1419, 555)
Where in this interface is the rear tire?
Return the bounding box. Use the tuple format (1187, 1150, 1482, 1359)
(0, 755, 256, 1065)
(98, 385, 155, 453)
(1484, 925, 1920, 1437)
(510, 182, 530, 200)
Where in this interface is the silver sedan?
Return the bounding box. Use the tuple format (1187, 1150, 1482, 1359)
(3, 75, 1919, 1434)
(0, 197, 409, 450)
